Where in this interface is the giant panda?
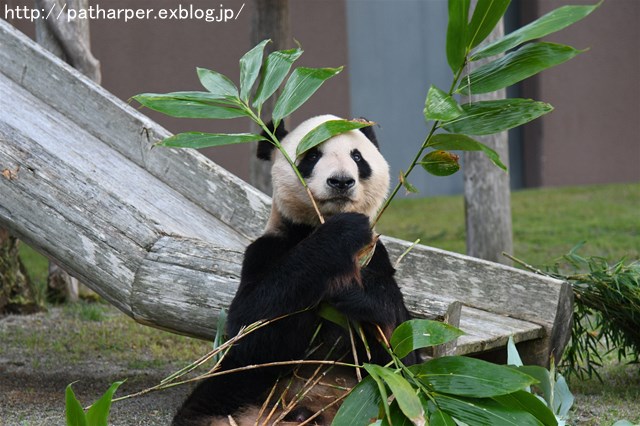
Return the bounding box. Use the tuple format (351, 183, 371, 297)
(173, 115, 417, 426)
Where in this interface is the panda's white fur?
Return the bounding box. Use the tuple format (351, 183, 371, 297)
(267, 114, 390, 232)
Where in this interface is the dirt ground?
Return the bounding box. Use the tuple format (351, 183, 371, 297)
(0, 307, 200, 426)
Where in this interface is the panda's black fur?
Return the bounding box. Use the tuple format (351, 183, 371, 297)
(173, 115, 416, 426)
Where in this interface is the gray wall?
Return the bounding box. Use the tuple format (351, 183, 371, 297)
(346, 0, 460, 196)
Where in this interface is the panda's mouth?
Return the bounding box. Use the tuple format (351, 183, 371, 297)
(321, 196, 352, 205)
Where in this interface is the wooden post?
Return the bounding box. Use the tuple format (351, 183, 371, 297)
(463, 9, 513, 265)
(248, 0, 290, 195)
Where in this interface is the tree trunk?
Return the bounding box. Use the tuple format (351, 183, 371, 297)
(463, 11, 513, 265)
(248, 0, 290, 195)
(0, 229, 39, 314)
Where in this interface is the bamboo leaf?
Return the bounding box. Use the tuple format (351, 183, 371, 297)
(446, 0, 471, 72)
(442, 99, 553, 135)
(399, 170, 419, 194)
(511, 365, 553, 408)
(65, 383, 87, 426)
(380, 401, 414, 426)
(364, 364, 392, 425)
(253, 47, 304, 109)
(133, 92, 246, 119)
(366, 364, 426, 425)
(430, 408, 457, 426)
(272, 66, 343, 126)
(424, 85, 464, 122)
(239, 39, 270, 102)
(413, 356, 537, 397)
(428, 133, 507, 171)
(390, 319, 464, 359)
(471, 3, 601, 60)
(434, 393, 544, 426)
(553, 374, 574, 417)
(493, 390, 558, 426)
(467, 0, 511, 49)
(85, 381, 125, 426)
(159, 132, 266, 149)
(333, 376, 382, 426)
(295, 119, 375, 157)
(420, 150, 460, 177)
(458, 42, 583, 95)
(197, 67, 239, 99)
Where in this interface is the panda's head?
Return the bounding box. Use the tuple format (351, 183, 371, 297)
(259, 114, 390, 231)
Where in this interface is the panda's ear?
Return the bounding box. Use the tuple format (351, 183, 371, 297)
(357, 118, 380, 150)
(257, 121, 289, 161)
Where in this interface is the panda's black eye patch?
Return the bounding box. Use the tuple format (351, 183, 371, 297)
(351, 149, 372, 180)
(297, 148, 322, 179)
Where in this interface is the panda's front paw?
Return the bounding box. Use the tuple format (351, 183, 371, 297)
(320, 212, 372, 255)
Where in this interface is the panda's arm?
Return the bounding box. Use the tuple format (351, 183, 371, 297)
(230, 212, 373, 325)
(328, 242, 412, 328)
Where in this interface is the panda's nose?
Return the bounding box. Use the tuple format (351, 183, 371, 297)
(327, 176, 355, 190)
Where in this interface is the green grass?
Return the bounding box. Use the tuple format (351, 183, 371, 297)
(378, 182, 639, 267)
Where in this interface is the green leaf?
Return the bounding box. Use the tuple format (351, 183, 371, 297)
(424, 85, 464, 122)
(399, 170, 419, 194)
(553, 374, 574, 417)
(472, 3, 601, 60)
(365, 364, 425, 425)
(413, 356, 537, 398)
(85, 381, 125, 426)
(390, 319, 464, 359)
(493, 390, 558, 426)
(364, 364, 392, 425)
(442, 99, 553, 135)
(65, 383, 87, 426)
(467, 0, 511, 49)
(333, 376, 382, 426)
(430, 408, 456, 426)
(427, 133, 507, 171)
(133, 92, 246, 119)
(159, 132, 266, 149)
(213, 309, 227, 363)
(420, 150, 460, 177)
(197, 67, 239, 99)
(434, 393, 544, 426)
(380, 400, 414, 426)
(272, 66, 343, 126)
(253, 47, 304, 109)
(239, 39, 270, 102)
(446, 0, 470, 72)
(295, 119, 375, 157)
(458, 42, 583, 95)
(318, 302, 350, 331)
(512, 365, 553, 408)
(507, 336, 524, 367)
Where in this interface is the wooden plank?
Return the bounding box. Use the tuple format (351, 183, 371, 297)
(456, 306, 544, 356)
(0, 19, 271, 241)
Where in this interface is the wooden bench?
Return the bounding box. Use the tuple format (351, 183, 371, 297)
(0, 19, 572, 367)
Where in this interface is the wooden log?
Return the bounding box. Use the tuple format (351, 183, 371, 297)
(0, 19, 271, 242)
(384, 236, 573, 364)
